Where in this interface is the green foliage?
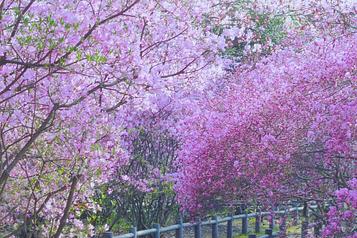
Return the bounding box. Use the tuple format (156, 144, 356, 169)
(86, 52, 107, 64)
(78, 128, 179, 233)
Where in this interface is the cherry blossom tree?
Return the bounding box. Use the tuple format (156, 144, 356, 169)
(175, 32, 357, 217)
(0, 0, 227, 236)
(86, 107, 180, 233)
(322, 179, 357, 238)
(1, 0, 356, 237)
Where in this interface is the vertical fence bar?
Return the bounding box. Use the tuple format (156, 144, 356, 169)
(176, 215, 184, 238)
(227, 215, 233, 238)
(265, 229, 273, 238)
(269, 214, 274, 230)
(236, 206, 242, 215)
(212, 216, 219, 238)
(279, 214, 287, 237)
(242, 213, 248, 234)
(102, 232, 113, 238)
(130, 227, 137, 238)
(194, 217, 202, 238)
(301, 202, 309, 238)
(255, 213, 261, 233)
(314, 222, 322, 237)
(154, 224, 160, 238)
(293, 204, 299, 226)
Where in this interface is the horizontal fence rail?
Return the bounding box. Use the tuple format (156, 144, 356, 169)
(100, 204, 319, 238)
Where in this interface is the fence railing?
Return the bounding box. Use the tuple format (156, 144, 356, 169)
(101, 204, 318, 238)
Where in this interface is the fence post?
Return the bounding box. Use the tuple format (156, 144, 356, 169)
(227, 214, 233, 238)
(176, 215, 184, 238)
(278, 214, 287, 238)
(154, 223, 160, 238)
(269, 213, 275, 230)
(212, 216, 219, 238)
(314, 222, 322, 237)
(236, 206, 242, 214)
(265, 228, 273, 238)
(131, 227, 137, 238)
(194, 217, 202, 238)
(293, 204, 299, 226)
(255, 212, 261, 233)
(242, 213, 248, 234)
(301, 202, 309, 238)
(102, 232, 113, 238)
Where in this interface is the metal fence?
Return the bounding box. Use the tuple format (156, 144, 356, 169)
(101, 204, 318, 238)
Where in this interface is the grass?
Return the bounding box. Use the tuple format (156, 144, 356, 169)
(232, 217, 301, 238)
(287, 224, 301, 234)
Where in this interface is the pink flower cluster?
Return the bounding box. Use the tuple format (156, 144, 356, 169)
(323, 179, 357, 237)
(0, 0, 356, 236)
(0, 0, 228, 235)
(175, 33, 357, 214)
